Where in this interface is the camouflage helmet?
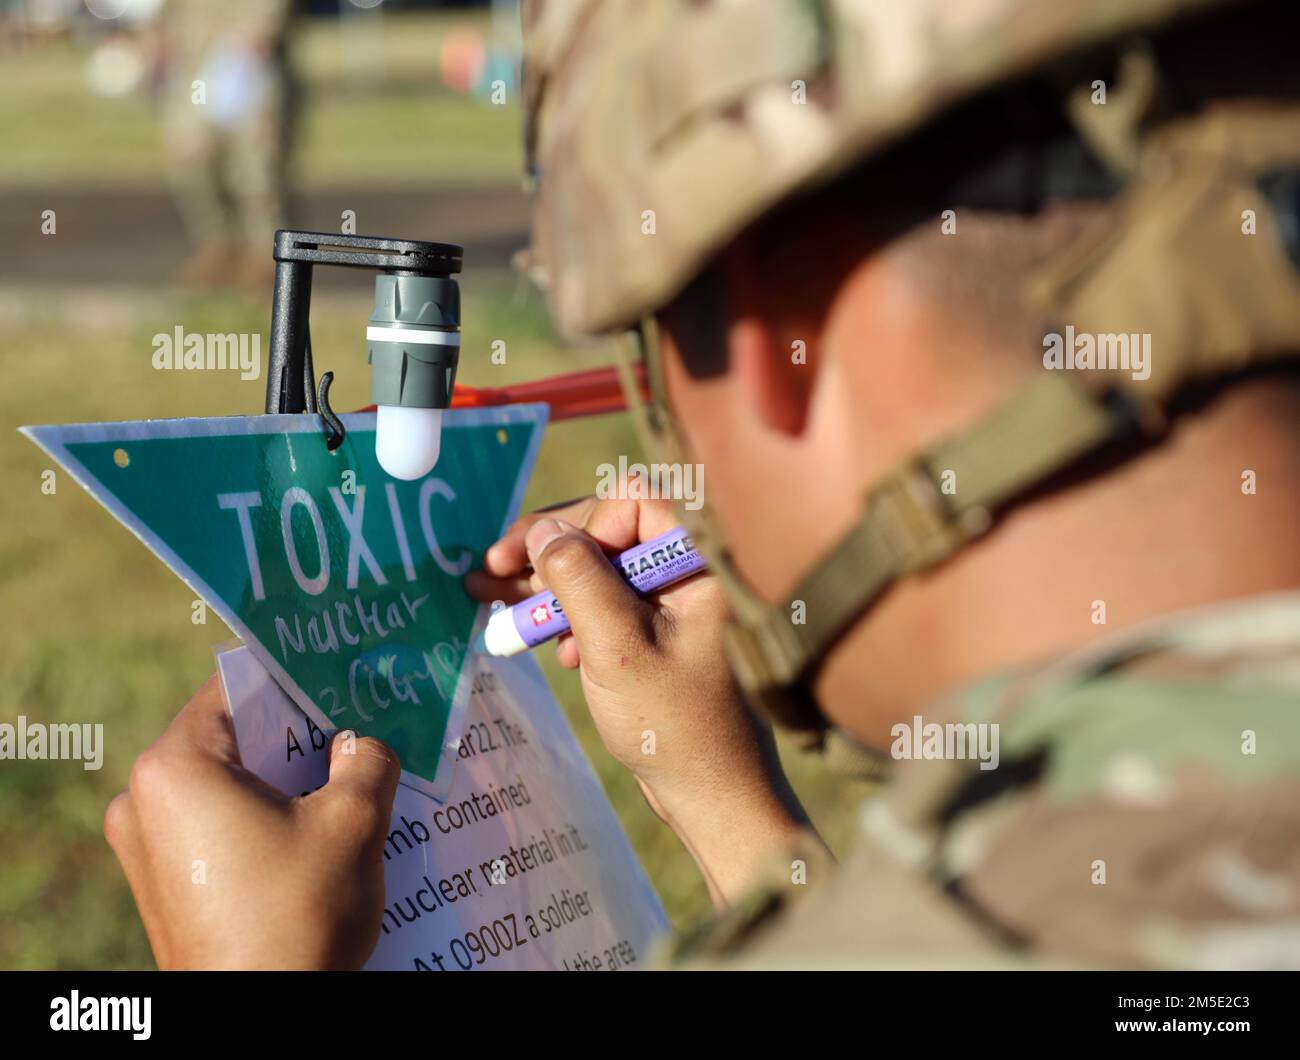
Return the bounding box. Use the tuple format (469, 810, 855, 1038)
(521, 0, 1300, 742)
(523, 0, 1259, 337)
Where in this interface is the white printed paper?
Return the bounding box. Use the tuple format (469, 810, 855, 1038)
(218, 643, 670, 970)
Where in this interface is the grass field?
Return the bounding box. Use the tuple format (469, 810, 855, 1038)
(0, 9, 875, 970)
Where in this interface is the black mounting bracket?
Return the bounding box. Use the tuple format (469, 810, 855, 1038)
(263, 230, 464, 449)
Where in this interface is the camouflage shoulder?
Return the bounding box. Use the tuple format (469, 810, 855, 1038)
(658, 591, 1300, 969)
(893, 590, 1300, 968)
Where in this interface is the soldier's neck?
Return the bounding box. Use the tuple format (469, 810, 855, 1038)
(816, 374, 1300, 751)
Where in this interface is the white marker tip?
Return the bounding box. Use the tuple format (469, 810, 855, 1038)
(483, 607, 527, 657)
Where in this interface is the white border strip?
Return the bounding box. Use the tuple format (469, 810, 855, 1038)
(366, 326, 461, 346)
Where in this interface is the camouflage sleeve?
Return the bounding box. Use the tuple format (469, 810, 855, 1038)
(652, 829, 836, 969)
(652, 817, 1073, 970)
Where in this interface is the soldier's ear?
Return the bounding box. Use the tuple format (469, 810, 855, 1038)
(724, 240, 815, 438)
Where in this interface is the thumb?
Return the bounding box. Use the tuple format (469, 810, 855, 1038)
(525, 518, 655, 657)
(309, 731, 400, 840)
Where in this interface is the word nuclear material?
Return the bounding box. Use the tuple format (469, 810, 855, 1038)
(22, 408, 546, 799)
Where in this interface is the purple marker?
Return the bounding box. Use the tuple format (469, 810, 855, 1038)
(480, 526, 707, 657)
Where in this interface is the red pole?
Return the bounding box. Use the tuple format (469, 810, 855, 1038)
(354, 363, 647, 422)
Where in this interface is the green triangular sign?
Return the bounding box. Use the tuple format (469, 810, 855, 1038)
(22, 408, 547, 800)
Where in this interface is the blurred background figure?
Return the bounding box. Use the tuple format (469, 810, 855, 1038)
(157, 0, 299, 290)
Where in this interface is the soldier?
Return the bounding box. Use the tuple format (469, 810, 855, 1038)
(468, 0, 1300, 968)
(158, 0, 297, 290)
(106, 0, 1300, 969)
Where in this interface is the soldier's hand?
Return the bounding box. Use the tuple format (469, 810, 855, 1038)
(465, 496, 814, 905)
(104, 675, 399, 969)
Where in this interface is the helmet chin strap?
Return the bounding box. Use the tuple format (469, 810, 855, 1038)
(719, 374, 1154, 744)
(621, 98, 1300, 754)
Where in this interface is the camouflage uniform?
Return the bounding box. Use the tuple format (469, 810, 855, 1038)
(161, 0, 296, 265)
(666, 592, 1300, 969)
(519, 0, 1300, 968)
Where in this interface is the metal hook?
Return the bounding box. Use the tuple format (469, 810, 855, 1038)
(317, 371, 347, 451)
